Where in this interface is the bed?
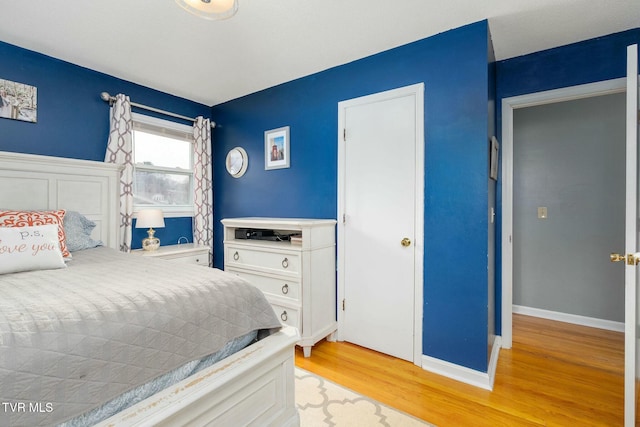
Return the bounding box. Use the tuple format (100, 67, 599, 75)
(0, 151, 300, 427)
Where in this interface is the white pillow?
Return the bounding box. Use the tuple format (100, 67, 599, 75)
(0, 224, 67, 274)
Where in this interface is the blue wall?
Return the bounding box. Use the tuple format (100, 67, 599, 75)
(487, 30, 497, 362)
(8, 20, 635, 374)
(131, 217, 195, 250)
(0, 41, 211, 248)
(494, 28, 640, 335)
(212, 21, 494, 371)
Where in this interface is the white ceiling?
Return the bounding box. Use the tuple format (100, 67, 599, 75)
(0, 0, 638, 106)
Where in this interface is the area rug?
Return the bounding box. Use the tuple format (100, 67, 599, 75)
(295, 368, 435, 427)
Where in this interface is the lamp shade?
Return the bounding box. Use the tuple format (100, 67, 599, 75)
(136, 209, 165, 229)
(175, 0, 238, 20)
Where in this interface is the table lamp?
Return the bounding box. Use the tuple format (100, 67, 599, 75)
(136, 209, 165, 251)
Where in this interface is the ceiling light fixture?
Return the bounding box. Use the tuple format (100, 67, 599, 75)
(175, 0, 238, 20)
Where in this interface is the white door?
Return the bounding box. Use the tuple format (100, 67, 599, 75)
(337, 84, 424, 363)
(621, 43, 640, 427)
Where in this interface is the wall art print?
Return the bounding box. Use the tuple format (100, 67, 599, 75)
(264, 126, 290, 170)
(0, 78, 37, 123)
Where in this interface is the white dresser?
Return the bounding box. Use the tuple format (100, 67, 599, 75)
(222, 217, 337, 357)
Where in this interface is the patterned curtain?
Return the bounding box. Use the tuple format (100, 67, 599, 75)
(193, 116, 214, 266)
(104, 94, 134, 252)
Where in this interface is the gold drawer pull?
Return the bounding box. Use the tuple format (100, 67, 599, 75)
(233, 251, 239, 261)
(282, 257, 289, 269)
(281, 284, 289, 294)
(280, 310, 288, 322)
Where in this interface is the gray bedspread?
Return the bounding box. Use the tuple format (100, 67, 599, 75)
(0, 247, 281, 427)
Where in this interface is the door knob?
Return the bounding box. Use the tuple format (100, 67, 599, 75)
(401, 238, 411, 247)
(610, 252, 640, 265)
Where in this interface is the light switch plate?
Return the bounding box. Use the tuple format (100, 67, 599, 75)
(537, 207, 548, 219)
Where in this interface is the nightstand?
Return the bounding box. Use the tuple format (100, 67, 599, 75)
(132, 243, 210, 267)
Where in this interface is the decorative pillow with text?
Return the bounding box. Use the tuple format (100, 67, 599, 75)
(0, 210, 70, 258)
(0, 224, 67, 274)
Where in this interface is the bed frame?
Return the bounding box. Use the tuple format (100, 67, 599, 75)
(0, 151, 300, 427)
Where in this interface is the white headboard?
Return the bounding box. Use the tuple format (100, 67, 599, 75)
(0, 151, 121, 249)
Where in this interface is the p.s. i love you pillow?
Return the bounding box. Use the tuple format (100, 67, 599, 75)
(0, 210, 71, 259)
(0, 224, 66, 274)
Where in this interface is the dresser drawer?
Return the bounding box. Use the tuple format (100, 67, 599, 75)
(226, 246, 300, 276)
(227, 269, 301, 303)
(271, 303, 300, 330)
(132, 244, 209, 267)
(168, 254, 208, 266)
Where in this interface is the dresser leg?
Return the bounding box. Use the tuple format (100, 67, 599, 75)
(303, 346, 312, 358)
(326, 331, 336, 342)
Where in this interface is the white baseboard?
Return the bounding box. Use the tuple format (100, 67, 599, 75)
(513, 305, 624, 332)
(421, 336, 502, 391)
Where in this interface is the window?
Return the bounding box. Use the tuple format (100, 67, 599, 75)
(132, 113, 194, 217)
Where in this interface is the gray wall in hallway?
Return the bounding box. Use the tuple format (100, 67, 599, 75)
(513, 92, 625, 322)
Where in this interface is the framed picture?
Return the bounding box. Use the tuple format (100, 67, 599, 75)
(0, 78, 37, 123)
(264, 126, 290, 170)
(490, 136, 500, 181)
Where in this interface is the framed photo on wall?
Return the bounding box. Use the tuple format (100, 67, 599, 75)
(490, 136, 499, 181)
(0, 78, 37, 123)
(264, 126, 290, 170)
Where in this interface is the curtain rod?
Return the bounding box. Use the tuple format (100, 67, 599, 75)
(100, 92, 216, 129)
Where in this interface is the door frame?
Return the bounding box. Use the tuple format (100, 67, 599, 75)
(501, 77, 626, 348)
(336, 83, 425, 365)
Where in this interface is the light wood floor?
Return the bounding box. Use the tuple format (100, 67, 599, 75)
(295, 314, 625, 426)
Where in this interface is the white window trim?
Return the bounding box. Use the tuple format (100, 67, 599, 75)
(132, 112, 195, 218)
(132, 112, 193, 134)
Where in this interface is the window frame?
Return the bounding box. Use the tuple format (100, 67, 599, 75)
(131, 113, 195, 218)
